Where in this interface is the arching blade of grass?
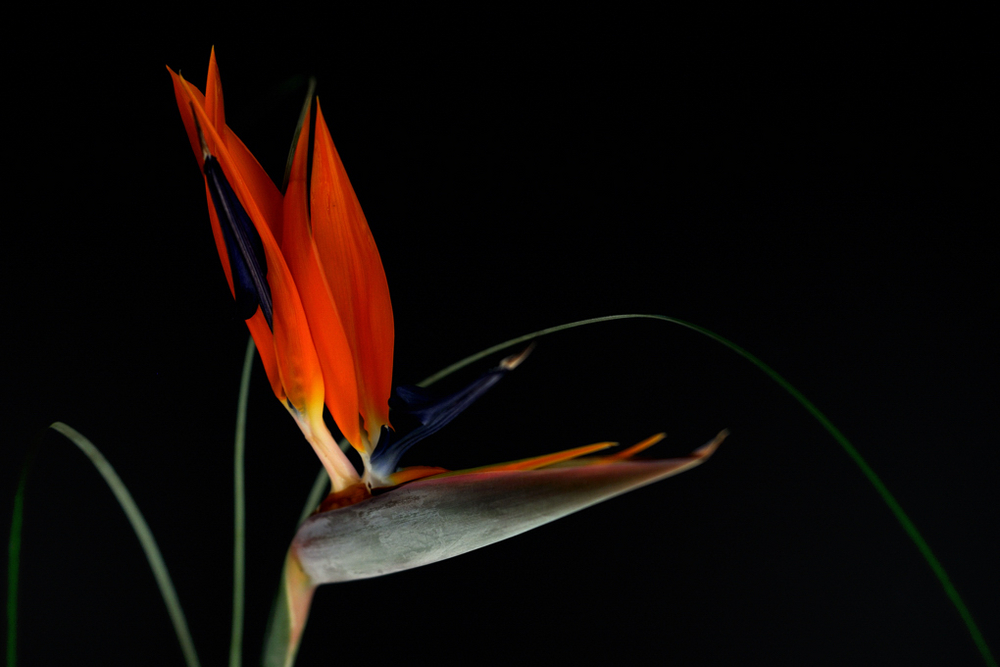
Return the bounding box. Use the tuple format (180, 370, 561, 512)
(410, 314, 994, 667)
(6, 435, 36, 667)
(230, 337, 256, 667)
(6, 423, 201, 667)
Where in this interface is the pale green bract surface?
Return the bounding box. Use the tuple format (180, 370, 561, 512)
(292, 444, 721, 584)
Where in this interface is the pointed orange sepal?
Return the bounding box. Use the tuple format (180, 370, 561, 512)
(168, 64, 284, 403)
(602, 432, 666, 461)
(283, 106, 362, 449)
(551, 431, 726, 468)
(171, 61, 321, 415)
(202, 48, 284, 242)
(310, 101, 394, 448)
(386, 466, 451, 486)
(436, 441, 618, 477)
(204, 48, 226, 142)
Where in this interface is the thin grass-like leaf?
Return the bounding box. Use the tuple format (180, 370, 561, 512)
(230, 337, 255, 667)
(21, 423, 201, 667)
(6, 433, 37, 667)
(417, 313, 995, 667)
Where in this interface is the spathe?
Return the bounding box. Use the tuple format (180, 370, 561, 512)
(294, 431, 724, 583)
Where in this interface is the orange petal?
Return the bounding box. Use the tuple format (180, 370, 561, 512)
(381, 440, 619, 487)
(173, 66, 309, 410)
(310, 101, 394, 446)
(385, 466, 451, 486)
(439, 441, 618, 476)
(168, 66, 207, 169)
(549, 431, 726, 467)
(203, 49, 284, 242)
(176, 71, 302, 393)
(601, 432, 666, 461)
(283, 106, 362, 449)
(169, 65, 284, 400)
(204, 47, 226, 140)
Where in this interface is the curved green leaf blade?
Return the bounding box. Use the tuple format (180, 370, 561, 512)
(421, 313, 995, 667)
(6, 423, 201, 667)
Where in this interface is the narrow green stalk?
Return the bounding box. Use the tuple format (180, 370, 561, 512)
(6, 433, 38, 667)
(670, 317, 998, 667)
(230, 337, 255, 667)
(6, 479, 21, 667)
(17, 423, 201, 667)
(416, 313, 994, 667)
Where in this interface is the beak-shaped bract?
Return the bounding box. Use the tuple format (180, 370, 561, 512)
(296, 431, 725, 583)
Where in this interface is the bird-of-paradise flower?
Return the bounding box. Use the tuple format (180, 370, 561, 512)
(170, 50, 723, 666)
(169, 50, 388, 494)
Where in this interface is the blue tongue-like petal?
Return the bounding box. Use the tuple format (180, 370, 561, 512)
(203, 153, 273, 329)
(369, 347, 532, 480)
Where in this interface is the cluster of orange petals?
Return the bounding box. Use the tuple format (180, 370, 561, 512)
(168, 49, 393, 491)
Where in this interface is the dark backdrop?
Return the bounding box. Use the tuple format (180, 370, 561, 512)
(4, 11, 995, 666)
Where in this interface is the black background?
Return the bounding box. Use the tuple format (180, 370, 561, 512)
(3, 10, 996, 666)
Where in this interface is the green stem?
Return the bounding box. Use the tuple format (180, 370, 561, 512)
(230, 337, 255, 667)
(6, 433, 37, 667)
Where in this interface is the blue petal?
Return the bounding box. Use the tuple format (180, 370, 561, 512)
(203, 154, 273, 329)
(369, 347, 532, 479)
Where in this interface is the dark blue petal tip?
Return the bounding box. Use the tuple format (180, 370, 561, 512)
(369, 346, 533, 479)
(192, 111, 273, 329)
